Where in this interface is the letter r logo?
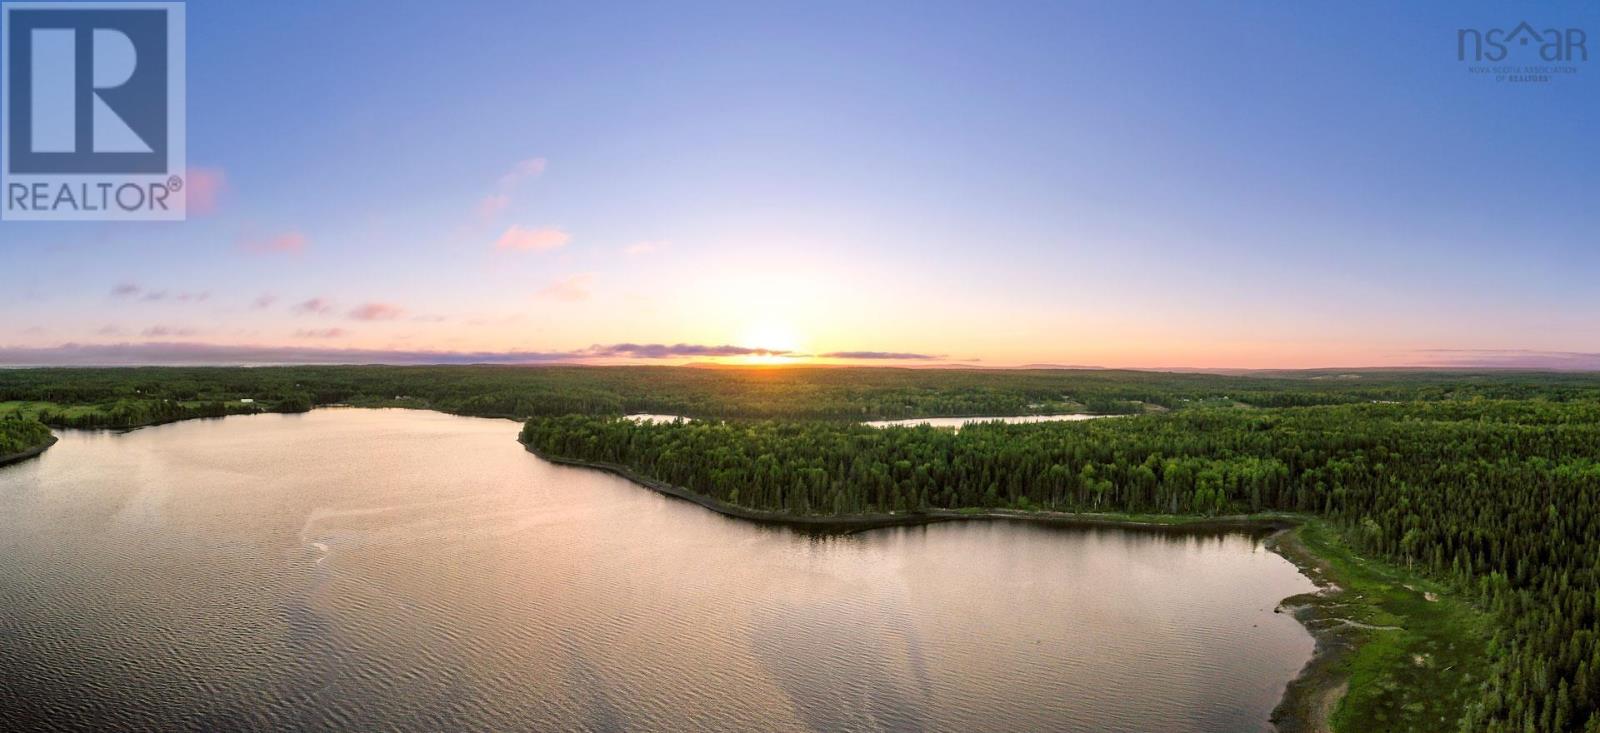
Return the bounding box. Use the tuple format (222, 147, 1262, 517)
(29, 26, 153, 154)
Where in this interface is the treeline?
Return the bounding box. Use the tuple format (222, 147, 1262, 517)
(521, 401, 1600, 732)
(9, 365, 1600, 424)
(0, 415, 53, 455)
(32, 399, 269, 430)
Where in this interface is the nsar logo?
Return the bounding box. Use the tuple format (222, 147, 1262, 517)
(2, 2, 186, 221)
(1457, 21, 1587, 84)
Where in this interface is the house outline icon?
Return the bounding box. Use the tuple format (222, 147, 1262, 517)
(1504, 21, 1544, 47)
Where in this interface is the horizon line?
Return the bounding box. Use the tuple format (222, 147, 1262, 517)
(3, 341, 1600, 372)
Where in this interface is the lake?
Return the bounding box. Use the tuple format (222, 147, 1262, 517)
(0, 409, 1315, 732)
(864, 414, 1114, 429)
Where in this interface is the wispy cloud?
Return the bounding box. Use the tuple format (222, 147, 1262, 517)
(625, 240, 668, 256)
(584, 343, 791, 358)
(476, 157, 547, 220)
(348, 302, 405, 321)
(819, 351, 941, 360)
(292, 297, 335, 315)
(475, 193, 510, 220)
(498, 157, 547, 188)
(294, 328, 349, 339)
(111, 283, 208, 302)
(242, 232, 307, 255)
(497, 226, 570, 252)
(537, 274, 594, 302)
(141, 326, 197, 337)
(252, 294, 278, 309)
(1411, 349, 1600, 371)
(185, 166, 226, 215)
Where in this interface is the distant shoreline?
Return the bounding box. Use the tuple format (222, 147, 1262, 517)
(522, 442, 1298, 533)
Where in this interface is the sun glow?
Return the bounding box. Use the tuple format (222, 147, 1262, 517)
(737, 321, 806, 364)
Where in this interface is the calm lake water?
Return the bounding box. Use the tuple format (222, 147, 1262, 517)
(864, 414, 1114, 429)
(0, 409, 1315, 732)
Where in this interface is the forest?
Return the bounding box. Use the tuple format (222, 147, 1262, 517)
(6, 364, 1600, 426)
(0, 414, 53, 457)
(521, 400, 1600, 733)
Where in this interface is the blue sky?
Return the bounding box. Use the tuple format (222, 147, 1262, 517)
(4, 0, 1599, 367)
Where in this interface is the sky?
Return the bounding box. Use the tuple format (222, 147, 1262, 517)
(3, 0, 1599, 369)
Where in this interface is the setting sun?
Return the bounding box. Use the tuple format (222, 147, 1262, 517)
(735, 321, 806, 364)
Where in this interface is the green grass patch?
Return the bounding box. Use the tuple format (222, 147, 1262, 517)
(1295, 521, 1492, 733)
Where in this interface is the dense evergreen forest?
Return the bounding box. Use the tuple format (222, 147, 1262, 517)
(522, 401, 1600, 733)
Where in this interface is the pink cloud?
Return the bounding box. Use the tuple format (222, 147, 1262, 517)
(474, 158, 546, 220)
(185, 167, 226, 215)
(142, 326, 197, 337)
(293, 297, 334, 315)
(497, 226, 569, 252)
(242, 232, 307, 255)
(348, 302, 405, 321)
(476, 193, 510, 220)
(625, 240, 668, 256)
(252, 294, 278, 309)
(537, 273, 594, 302)
(112, 282, 207, 302)
(498, 157, 547, 188)
(294, 328, 349, 339)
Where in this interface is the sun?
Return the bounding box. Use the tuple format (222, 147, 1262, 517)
(736, 321, 806, 364)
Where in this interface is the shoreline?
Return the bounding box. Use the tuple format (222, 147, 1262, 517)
(522, 441, 1349, 733)
(0, 434, 58, 467)
(1264, 528, 1359, 733)
(523, 444, 1301, 533)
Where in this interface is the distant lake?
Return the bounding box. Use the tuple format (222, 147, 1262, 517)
(0, 409, 1314, 732)
(864, 414, 1116, 429)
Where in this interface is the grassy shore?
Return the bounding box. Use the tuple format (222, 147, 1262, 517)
(1270, 521, 1492, 732)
